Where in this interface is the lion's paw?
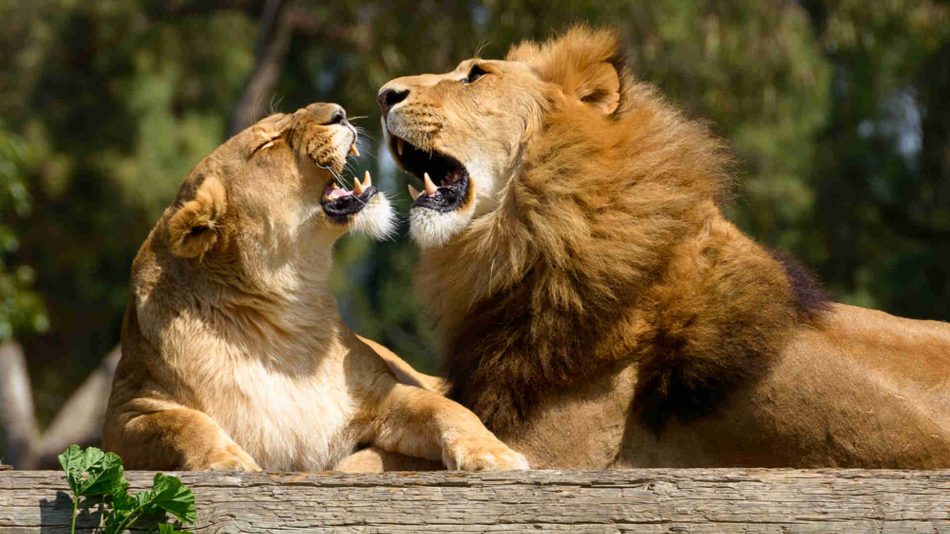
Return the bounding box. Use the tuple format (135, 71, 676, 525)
(443, 439, 530, 471)
(203, 443, 262, 472)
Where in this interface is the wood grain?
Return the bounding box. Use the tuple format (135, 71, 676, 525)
(2, 469, 948, 532)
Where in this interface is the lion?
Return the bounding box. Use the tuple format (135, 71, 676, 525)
(102, 103, 528, 472)
(376, 27, 950, 468)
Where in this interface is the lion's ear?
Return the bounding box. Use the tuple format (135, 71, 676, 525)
(575, 61, 622, 115)
(507, 25, 627, 116)
(167, 176, 227, 259)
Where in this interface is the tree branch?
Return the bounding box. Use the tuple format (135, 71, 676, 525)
(0, 342, 122, 469)
(228, 0, 295, 135)
(0, 342, 39, 469)
(35, 346, 121, 468)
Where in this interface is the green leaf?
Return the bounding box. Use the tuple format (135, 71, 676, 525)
(57, 444, 84, 494)
(102, 508, 134, 534)
(102, 474, 196, 534)
(108, 480, 135, 512)
(149, 473, 196, 524)
(102, 487, 151, 534)
(57, 444, 125, 497)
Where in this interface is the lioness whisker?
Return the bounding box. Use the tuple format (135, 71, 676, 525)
(353, 127, 374, 141)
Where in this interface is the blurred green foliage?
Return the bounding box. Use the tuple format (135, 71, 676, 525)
(0, 0, 947, 425)
(0, 123, 48, 341)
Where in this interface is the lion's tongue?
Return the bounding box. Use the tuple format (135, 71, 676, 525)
(323, 183, 352, 202)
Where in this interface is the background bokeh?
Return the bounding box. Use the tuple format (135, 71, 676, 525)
(0, 0, 947, 459)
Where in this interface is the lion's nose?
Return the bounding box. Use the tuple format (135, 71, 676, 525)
(377, 88, 409, 115)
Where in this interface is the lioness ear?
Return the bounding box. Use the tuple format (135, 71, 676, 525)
(507, 25, 627, 116)
(167, 176, 227, 259)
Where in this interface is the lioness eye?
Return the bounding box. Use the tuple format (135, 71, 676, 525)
(465, 64, 488, 84)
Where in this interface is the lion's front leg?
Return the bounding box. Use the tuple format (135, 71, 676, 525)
(365, 379, 529, 471)
(333, 446, 442, 472)
(103, 400, 261, 471)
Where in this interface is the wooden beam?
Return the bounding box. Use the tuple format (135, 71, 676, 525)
(1, 469, 948, 532)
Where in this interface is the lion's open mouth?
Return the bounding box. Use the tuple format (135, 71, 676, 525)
(320, 171, 379, 223)
(389, 136, 470, 212)
(318, 134, 380, 223)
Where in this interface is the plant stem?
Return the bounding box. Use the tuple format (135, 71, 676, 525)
(70, 496, 77, 534)
(112, 506, 143, 534)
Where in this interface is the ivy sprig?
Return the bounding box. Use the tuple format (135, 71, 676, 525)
(58, 444, 196, 534)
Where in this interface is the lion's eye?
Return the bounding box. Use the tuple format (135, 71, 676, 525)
(250, 138, 278, 158)
(464, 64, 488, 84)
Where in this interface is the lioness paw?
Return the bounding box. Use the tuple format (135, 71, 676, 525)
(203, 443, 262, 472)
(444, 439, 530, 471)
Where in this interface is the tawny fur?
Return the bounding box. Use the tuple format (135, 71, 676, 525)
(102, 103, 527, 472)
(377, 26, 950, 468)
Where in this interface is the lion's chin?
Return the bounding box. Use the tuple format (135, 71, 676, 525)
(409, 207, 474, 249)
(343, 193, 396, 241)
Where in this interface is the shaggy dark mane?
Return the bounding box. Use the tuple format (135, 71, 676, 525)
(423, 26, 812, 438)
(769, 248, 831, 319)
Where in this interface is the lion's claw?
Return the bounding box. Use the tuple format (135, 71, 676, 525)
(443, 439, 530, 471)
(203, 443, 262, 472)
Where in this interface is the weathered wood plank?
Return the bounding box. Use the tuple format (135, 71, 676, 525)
(1, 469, 948, 533)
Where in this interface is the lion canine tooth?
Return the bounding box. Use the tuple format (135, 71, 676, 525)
(362, 170, 372, 188)
(408, 185, 421, 201)
(349, 145, 360, 157)
(353, 176, 365, 195)
(396, 138, 405, 156)
(423, 172, 437, 197)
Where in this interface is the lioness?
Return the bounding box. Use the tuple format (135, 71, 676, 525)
(102, 103, 528, 471)
(378, 27, 950, 468)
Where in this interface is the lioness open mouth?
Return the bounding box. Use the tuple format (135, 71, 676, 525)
(389, 136, 470, 212)
(320, 170, 379, 223)
(315, 136, 380, 223)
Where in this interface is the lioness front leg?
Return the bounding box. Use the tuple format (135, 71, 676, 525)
(103, 401, 260, 471)
(366, 379, 529, 471)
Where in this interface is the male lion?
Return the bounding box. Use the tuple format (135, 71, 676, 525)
(378, 27, 950, 468)
(102, 103, 528, 471)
